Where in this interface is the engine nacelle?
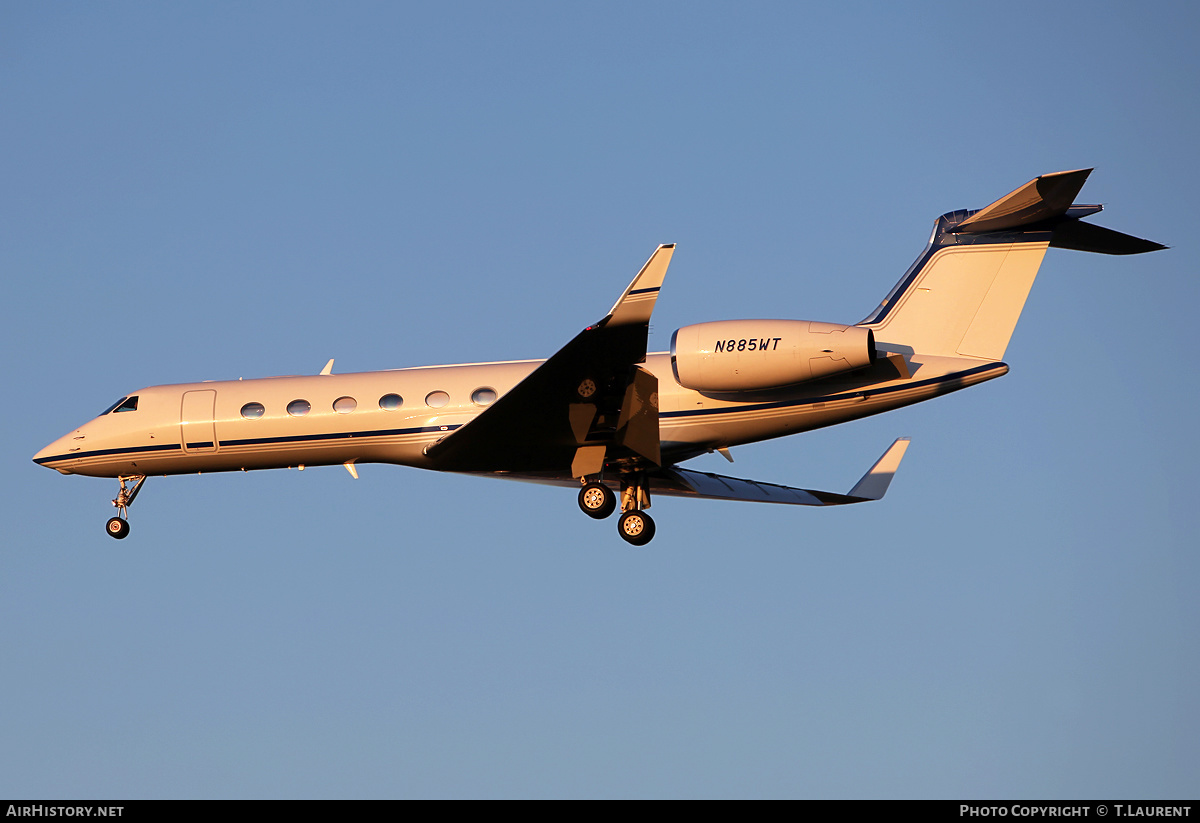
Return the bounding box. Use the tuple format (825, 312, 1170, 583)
(671, 320, 876, 392)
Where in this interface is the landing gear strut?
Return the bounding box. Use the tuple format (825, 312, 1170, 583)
(616, 471, 655, 546)
(576, 470, 657, 545)
(106, 475, 146, 540)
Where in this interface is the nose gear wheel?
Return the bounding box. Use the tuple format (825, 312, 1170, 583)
(106, 517, 130, 539)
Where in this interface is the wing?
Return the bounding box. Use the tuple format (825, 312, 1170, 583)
(650, 438, 910, 505)
(424, 245, 675, 474)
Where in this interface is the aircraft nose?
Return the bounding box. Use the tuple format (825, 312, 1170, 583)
(33, 441, 56, 465)
(33, 430, 83, 473)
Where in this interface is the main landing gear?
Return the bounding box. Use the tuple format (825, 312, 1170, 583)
(105, 475, 146, 540)
(577, 473, 656, 546)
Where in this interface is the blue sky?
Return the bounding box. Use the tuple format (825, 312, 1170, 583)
(3, 1, 1197, 798)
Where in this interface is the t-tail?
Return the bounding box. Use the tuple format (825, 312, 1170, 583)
(859, 169, 1165, 360)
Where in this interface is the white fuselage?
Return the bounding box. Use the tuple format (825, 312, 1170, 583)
(32, 172, 1163, 545)
(34, 351, 1006, 481)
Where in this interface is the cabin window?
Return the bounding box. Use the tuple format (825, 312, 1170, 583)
(425, 391, 450, 408)
(287, 399, 311, 417)
(240, 402, 265, 420)
(333, 396, 357, 414)
(114, 396, 139, 413)
(471, 387, 497, 406)
(379, 393, 403, 411)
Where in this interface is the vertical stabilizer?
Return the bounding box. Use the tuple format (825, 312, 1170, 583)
(863, 240, 1049, 361)
(859, 170, 1163, 360)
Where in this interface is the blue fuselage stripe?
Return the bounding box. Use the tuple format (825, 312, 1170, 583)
(219, 424, 459, 448)
(33, 424, 463, 466)
(33, 442, 181, 465)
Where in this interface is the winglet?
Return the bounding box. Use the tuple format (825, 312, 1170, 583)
(602, 244, 675, 327)
(847, 438, 910, 500)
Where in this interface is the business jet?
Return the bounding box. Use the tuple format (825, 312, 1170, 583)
(34, 169, 1163, 544)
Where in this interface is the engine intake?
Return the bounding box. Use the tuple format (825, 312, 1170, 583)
(671, 320, 875, 392)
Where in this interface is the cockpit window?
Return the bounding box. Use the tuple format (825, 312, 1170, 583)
(101, 396, 138, 415)
(100, 397, 128, 416)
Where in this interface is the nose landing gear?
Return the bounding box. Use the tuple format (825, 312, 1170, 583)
(106, 475, 146, 539)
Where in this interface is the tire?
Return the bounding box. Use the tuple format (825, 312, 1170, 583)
(106, 517, 130, 539)
(578, 482, 617, 520)
(617, 510, 655, 546)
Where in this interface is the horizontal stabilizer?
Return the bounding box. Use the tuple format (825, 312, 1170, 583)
(955, 169, 1092, 233)
(951, 169, 1165, 253)
(654, 438, 910, 506)
(1049, 219, 1168, 255)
